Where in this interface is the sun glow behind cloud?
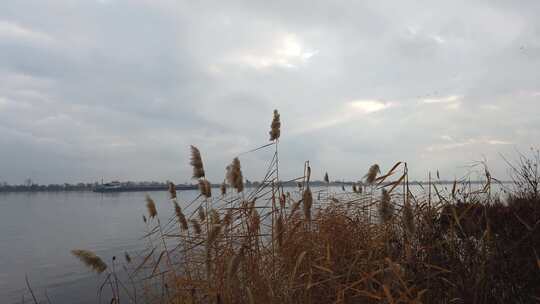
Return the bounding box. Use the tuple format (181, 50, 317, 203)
(233, 33, 318, 69)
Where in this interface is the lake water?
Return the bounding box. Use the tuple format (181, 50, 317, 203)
(0, 190, 202, 304)
(0, 183, 505, 303)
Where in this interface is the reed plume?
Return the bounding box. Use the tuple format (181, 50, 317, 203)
(366, 164, 381, 184)
(352, 184, 357, 193)
(145, 195, 157, 218)
(198, 206, 206, 222)
(223, 209, 233, 228)
(379, 189, 394, 223)
(173, 201, 189, 230)
(168, 182, 176, 200)
(208, 224, 222, 246)
(275, 215, 284, 247)
(269, 109, 281, 141)
(191, 219, 202, 235)
(71, 249, 108, 273)
(210, 209, 220, 225)
(226, 157, 244, 192)
(199, 179, 212, 198)
(324, 172, 329, 183)
(250, 208, 261, 233)
(190, 145, 205, 179)
(220, 182, 226, 195)
(142, 215, 147, 223)
(303, 187, 313, 222)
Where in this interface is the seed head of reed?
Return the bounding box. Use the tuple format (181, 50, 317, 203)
(250, 208, 260, 233)
(357, 182, 363, 194)
(275, 215, 284, 247)
(145, 195, 157, 218)
(199, 179, 212, 198)
(168, 182, 176, 200)
(379, 189, 394, 223)
(223, 209, 233, 228)
(142, 214, 147, 223)
(279, 193, 286, 209)
(220, 182, 227, 196)
(269, 109, 281, 141)
(352, 184, 357, 193)
(402, 198, 415, 235)
(198, 205, 206, 222)
(324, 172, 329, 183)
(71, 249, 108, 273)
(190, 145, 205, 179)
(207, 224, 222, 246)
(191, 219, 202, 235)
(366, 164, 381, 184)
(226, 157, 244, 192)
(173, 201, 189, 230)
(210, 209, 220, 225)
(303, 187, 313, 222)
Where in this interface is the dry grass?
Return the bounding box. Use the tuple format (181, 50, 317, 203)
(68, 110, 540, 304)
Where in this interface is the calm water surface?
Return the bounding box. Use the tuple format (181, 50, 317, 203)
(0, 190, 200, 304)
(0, 184, 503, 303)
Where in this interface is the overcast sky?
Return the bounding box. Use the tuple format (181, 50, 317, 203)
(0, 0, 539, 184)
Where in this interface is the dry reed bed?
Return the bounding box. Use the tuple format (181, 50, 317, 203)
(67, 111, 540, 304)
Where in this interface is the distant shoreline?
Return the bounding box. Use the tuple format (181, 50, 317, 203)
(0, 180, 513, 193)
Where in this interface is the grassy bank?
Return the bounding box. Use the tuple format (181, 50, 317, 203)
(67, 110, 540, 304)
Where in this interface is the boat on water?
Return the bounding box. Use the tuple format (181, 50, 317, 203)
(93, 181, 198, 193)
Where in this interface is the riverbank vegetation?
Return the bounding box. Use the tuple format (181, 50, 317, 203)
(62, 110, 540, 304)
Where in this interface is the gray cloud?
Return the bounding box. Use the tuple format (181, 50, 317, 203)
(0, 0, 539, 184)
